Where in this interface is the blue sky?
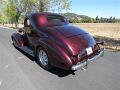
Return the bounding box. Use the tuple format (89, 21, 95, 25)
(66, 0, 120, 18)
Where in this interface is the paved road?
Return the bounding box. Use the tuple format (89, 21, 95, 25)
(0, 27, 120, 90)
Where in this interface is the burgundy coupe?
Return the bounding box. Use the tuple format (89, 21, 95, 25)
(11, 12, 105, 71)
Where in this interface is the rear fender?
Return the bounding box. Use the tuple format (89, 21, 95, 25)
(47, 40, 73, 69)
(35, 38, 73, 69)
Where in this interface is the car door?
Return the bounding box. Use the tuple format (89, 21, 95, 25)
(24, 18, 38, 48)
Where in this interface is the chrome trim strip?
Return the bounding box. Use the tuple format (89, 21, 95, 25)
(72, 48, 105, 70)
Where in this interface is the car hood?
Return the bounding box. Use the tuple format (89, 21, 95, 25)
(46, 25, 96, 55)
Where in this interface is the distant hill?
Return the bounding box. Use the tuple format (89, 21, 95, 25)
(62, 13, 90, 19)
(61, 13, 91, 23)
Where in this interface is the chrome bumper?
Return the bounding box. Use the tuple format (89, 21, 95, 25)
(72, 48, 105, 70)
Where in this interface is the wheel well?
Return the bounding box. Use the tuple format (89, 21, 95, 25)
(35, 45, 43, 57)
(35, 45, 48, 57)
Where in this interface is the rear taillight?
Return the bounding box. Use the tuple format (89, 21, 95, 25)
(70, 56, 78, 64)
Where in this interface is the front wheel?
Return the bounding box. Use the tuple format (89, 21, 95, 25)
(37, 47, 52, 70)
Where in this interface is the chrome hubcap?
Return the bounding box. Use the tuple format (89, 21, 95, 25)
(39, 50, 48, 66)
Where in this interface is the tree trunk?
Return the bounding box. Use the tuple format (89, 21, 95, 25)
(14, 17, 18, 29)
(15, 12, 21, 29)
(39, 0, 45, 12)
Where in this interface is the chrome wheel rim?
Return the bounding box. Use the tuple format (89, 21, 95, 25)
(39, 50, 48, 66)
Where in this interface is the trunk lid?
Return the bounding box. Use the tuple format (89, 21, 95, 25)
(55, 25, 88, 37)
(50, 24, 96, 56)
(65, 34, 96, 55)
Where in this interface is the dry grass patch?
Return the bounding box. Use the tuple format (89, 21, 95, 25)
(74, 23, 120, 51)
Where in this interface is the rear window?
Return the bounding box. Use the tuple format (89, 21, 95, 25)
(47, 15, 66, 24)
(33, 14, 68, 27)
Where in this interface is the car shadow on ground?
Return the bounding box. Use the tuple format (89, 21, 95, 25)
(14, 46, 76, 77)
(48, 67, 75, 77)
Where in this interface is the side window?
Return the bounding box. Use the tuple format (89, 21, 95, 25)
(24, 18, 31, 27)
(24, 18, 31, 34)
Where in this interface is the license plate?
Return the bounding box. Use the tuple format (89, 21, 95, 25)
(86, 47, 93, 55)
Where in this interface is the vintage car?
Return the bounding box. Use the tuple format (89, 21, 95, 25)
(11, 12, 105, 71)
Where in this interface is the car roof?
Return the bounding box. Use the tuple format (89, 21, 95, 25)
(28, 12, 64, 18)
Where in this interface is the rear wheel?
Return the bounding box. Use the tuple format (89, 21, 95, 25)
(37, 47, 52, 70)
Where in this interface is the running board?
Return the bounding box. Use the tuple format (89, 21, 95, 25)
(19, 46, 35, 57)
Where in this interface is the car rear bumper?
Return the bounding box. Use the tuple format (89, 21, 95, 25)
(71, 48, 105, 70)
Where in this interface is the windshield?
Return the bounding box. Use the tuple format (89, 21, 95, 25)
(33, 14, 68, 27)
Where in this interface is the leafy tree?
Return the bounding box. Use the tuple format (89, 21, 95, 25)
(4, 0, 20, 28)
(4, 0, 71, 28)
(112, 17, 115, 23)
(72, 17, 80, 23)
(0, 12, 8, 24)
(109, 16, 113, 23)
(100, 17, 104, 23)
(12, 0, 71, 15)
(81, 17, 92, 23)
(0, 13, 3, 24)
(95, 16, 99, 23)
